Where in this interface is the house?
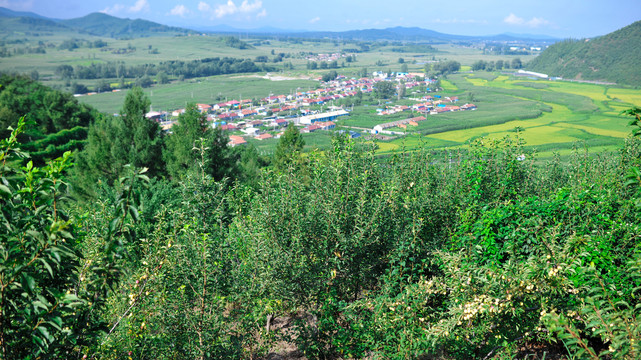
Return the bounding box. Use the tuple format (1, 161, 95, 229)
(271, 119, 289, 127)
(228, 135, 247, 147)
(316, 121, 336, 130)
(197, 103, 212, 113)
(254, 133, 273, 141)
(301, 124, 321, 133)
(219, 124, 238, 131)
(242, 127, 260, 136)
(299, 110, 349, 125)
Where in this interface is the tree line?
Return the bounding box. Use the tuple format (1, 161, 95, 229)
(55, 57, 273, 82)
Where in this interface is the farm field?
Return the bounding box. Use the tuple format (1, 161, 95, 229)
(78, 75, 318, 114)
(373, 72, 638, 158)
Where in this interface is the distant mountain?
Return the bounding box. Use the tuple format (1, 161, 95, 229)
(0, 15, 71, 35)
(0, 6, 560, 42)
(527, 20, 641, 85)
(59, 12, 195, 38)
(0, 6, 55, 21)
(500, 32, 560, 41)
(188, 24, 307, 34)
(262, 26, 557, 43)
(284, 26, 470, 42)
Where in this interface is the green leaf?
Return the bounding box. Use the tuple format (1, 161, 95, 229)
(38, 258, 54, 277)
(21, 274, 36, 293)
(33, 300, 48, 311)
(109, 217, 121, 233)
(0, 184, 11, 199)
(36, 325, 53, 342)
(128, 205, 139, 222)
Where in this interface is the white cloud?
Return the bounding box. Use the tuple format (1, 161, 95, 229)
(198, 1, 211, 11)
(527, 17, 550, 27)
(215, 0, 237, 17)
(169, 4, 190, 17)
(504, 13, 524, 25)
(309, 16, 320, 24)
(504, 13, 550, 28)
(129, 0, 150, 13)
(101, 4, 125, 15)
(197, 0, 263, 19)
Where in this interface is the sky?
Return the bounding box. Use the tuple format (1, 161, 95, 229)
(2, 0, 640, 38)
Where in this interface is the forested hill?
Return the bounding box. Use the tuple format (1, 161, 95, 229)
(527, 20, 641, 85)
(0, 8, 196, 38)
(0, 74, 98, 164)
(59, 12, 195, 38)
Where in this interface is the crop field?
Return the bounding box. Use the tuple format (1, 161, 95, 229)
(399, 72, 637, 157)
(79, 75, 317, 114)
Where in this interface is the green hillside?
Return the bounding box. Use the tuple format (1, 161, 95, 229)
(59, 12, 196, 38)
(0, 73, 98, 164)
(527, 20, 641, 85)
(0, 16, 72, 36)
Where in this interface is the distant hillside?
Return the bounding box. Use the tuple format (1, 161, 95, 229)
(59, 12, 195, 38)
(0, 6, 54, 20)
(527, 20, 641, 85)
(0, 16, 70, 35)
(281, 26, 557, 43)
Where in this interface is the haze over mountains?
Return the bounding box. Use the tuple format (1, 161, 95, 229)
(0, 6, 558, 42)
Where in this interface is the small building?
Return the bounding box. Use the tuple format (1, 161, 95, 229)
(242, 127, 260, 136)
(254, 133, 273, 141)
(228, 135, 247, 147)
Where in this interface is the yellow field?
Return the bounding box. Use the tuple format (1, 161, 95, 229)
(376, 72, 640, 157)
(606, 88, 641, 106)
(440, 79, 457, 91)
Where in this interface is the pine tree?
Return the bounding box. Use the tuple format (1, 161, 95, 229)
(121, 87, 164, 177)
(274, 123, 304, 170)
(164, 103, 210, 179)
(74, 87, 164, 193)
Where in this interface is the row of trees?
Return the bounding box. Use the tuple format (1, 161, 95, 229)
(55, 57, 271, 81)
(472, 58, 523, 71)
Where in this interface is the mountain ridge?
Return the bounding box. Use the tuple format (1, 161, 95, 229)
(0, 6, 558, 42)
(527, 20, 641, 86)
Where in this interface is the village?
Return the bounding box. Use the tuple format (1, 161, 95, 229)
(145, 71, 477, 147)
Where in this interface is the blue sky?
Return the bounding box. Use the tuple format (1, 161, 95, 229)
(3, 0, 640, 38)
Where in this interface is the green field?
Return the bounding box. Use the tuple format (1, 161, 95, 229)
(78, 75, 318, 114)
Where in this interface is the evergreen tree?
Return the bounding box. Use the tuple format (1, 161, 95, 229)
(274, 123, 304, 170)
(164, 103, 210, 179)
(203, 126, 237, 181)
(74, 87, 164, 193)
(120, 86, 164, 177)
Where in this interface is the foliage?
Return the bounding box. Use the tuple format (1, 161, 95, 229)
(527, 20, 641, 85)
(374, 80, 396, 99)
(0, 73, 96, 164)
(0, 117, 148, 359)
(163, 103, 211, 179)
(274, 123, 305, 170)
(73, 87, 164, 196)
(4, 77, 641, 359)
